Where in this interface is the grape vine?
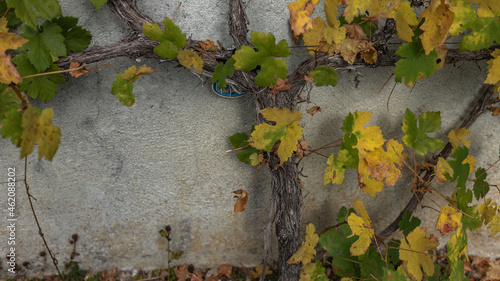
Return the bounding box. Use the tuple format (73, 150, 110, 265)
(0, 0, 499, 280)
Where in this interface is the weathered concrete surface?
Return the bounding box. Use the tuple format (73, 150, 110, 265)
(0, 0, 499, 277)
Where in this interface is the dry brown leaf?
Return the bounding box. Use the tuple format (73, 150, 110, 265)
(199, 40, 218, 51)
(233, 190, 248, 212)
(99, 268, 117, 281)
(269, 77, 291, 94)
(487, 260, 500, 280)
(250, 264, 273, 279)
(174, 264, 203, 281)
(304, 75, 314, 83)
(0, 53, 23, 84)
(345, 24, 367, 40)
(296, 140, 307, 158)
(69, 61, 89, 78)
(218, 264, 233, 278)
(306, 106, 321, 116)
(490, 107, 500, 116)
(471, 256, 491, 277)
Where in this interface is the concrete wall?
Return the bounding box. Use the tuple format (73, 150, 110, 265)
(1, 0, 499, 277)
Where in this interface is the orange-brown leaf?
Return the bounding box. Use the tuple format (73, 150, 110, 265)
(269, 77, 291, 94)
(306, 106, 321, 116)
(68, 61, 89, 78)
(233, 190, 248, 212)
(218, 265, 232, 278)
(199, 40, 218, 51)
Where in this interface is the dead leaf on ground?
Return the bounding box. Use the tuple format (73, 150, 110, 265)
(218, 264, 233, 278)
(306, 106, 321, 116)
(174, 264, 203, 281)
(304, 75, 314, 83)
(233, 190, 248, 212)
(69, 61, 89, 78)
(99, 267, 117, 281)
(250, 264, 273, 279)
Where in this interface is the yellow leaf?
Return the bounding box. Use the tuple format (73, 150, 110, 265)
(419, 0, 454, 55)
(436, 205, 462, 235)
(390, 1, 419, 42)
(299, 262, 315, 281)
(288, 223, 318, 264)
(250, 264, 273, 279)
(468, 0, 500, 17)
(261, 107, 303, 126)
(435, 157, 453, 184)
(487, 212, 500, 237)
(121, 64, 155, 82)
(288, 0, 320, 42)
(400, 227, 439, 281)
(249, 108, 303, 164)
(324, 149, 348, 185)
(362, 139, 406, 186)
(324, 0, 342, 27)
(352, 111, 385, 152)
(479, 198, 497, 226)
(303, 17, 345, 56)
(177, 49, 204, 73)
(347, 201, 374, 256)
(0, 17, 29, 84)
(21, 106, 61, 160)
(462, 155, 476, 175)
(448, 127, 471, 149)
(485, 49, 500, 93)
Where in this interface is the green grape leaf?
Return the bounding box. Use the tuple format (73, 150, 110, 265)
(20, 22, 67, 72)
(386, 239, 400, 269)
(233, 31, 290, 86)
(307, 65, 338, 87)
(446, 227, 467, 281)
(398, 211, 421, 237)
(89, 0, 108, 10)
(460, 17, 500, 51)
(319, 224, 359, 277)
(21, 106, 60, 160)
(248, 107, 302, 164)
(142, 18, 187, 59)
(12, 53, 65, 101)
(51, 17, 92, 53)
(111, 65, 155, 106)
(473, 167, 489, 200)
(340, 132, 359, 168)
(6, 0, 61, 29)
(111, 76, 134, 106)
(0, 2, 22, 27)
(212, 58, 235, 88)
(394, 40, 438, 86)
(359, 247, 384, 279)
(382, 268, 410, 281)
(446, 147, 471, 189)
(228, 132, 259, 165)
(402, 109, 445, 156)
(1, 108, 23, 146)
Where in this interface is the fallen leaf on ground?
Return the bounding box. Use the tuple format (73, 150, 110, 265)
(306, 106, 321, 116)
(218, 264, 233, 278)
(233, 190, 248, 212)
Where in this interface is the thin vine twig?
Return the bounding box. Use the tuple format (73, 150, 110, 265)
(24, 157, 63, 279)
